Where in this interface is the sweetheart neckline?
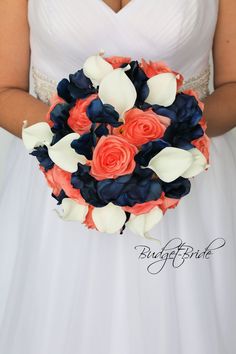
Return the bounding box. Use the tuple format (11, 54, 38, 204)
(100, 0, 136, 15)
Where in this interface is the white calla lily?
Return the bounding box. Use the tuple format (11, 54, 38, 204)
(181, 148, 209, 178)
(83, 52, 113, 87)
(22, 120, 53, 150)
(55, 198, 88, 221)
(147, 147, 193, 183)
(92, 202, 126, 234)
(126, 207, 163, 238)
(48, 133, 87, 173)
(145, 72, 177, 107)
(98, 65, 137, 119)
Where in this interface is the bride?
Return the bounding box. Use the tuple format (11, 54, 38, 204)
(0, 0, 236, 353)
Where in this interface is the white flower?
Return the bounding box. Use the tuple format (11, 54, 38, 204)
(83, 52, 113, 87)
(22, 121, 86, 172)
(55, 198, 88, 222)
(22, 120, 53, 150)
(126, 207, 163, 237)
(47, 133, 87, 172)
(145, 72, 177, 107)
(98, 65, 137, 119)
(147, 147, 194, 183)
(181, 148, 209, 178)
(92, 202, 127, 233)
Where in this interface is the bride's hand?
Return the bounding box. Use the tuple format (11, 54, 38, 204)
(203, 0, 236, 138)
(0, 0, 50, 138)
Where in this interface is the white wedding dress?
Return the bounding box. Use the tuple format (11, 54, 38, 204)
(0, 0, 236, 353)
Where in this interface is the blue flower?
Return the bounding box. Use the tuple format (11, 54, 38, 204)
(151, 93, 204, 149)
(122, 60, 149, 107)
(51, 190, 67, 205)
(86, 98, 123, 127)
(97, 164, 162, 207)
(163, 122, 203, 150)
(160, 177, 191, 199)
(71, 163, 106, 207)
(152, 92, 202, 125)
(71, 130, 96, 160)
(135, 139, 170, 166)
(57, 69, 96, 102)
(49, 102, 74, 144)
(30, 145, 54, 171)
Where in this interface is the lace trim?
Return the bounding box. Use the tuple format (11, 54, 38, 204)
(32, 64, 210, 105)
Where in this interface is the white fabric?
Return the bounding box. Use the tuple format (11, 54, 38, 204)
(0, 0, 236, 353)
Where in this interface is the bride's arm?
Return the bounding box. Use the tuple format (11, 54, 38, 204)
(0, 0, 49, 138)
(203, 0, 236, 138)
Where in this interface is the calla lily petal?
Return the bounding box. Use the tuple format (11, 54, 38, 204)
(55, 198, 88, 221)
(22, 121, 53, 150)
(98, 66, 137, 118)
(92, 202, 126, 233)
(181, 148, 209, 178)
(127, 206, 163, 237)
(147, 147, 193, 183)
(83, 54, 113, 87)
(48, 133, 87, 172)
(145, 73, 177, 107)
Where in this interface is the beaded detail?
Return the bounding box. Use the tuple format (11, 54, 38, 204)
(31, 64, 210, 105)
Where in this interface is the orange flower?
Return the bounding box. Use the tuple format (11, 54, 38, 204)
(113, 108, 168, 146)
(90, 135, 138, 180)
(140, 58, 184, 89)
(104, 55, 131, 69)
(83, 205, 97, 230)
(68, 93, 98, 134)
(40, 165, 87, 205)
(192, 134, 210, 163)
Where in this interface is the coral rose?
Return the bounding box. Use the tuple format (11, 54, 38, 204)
(105, 56, 131, 69)
(90, 135, 138, 180)
(192, 134, 210, 163)
(68, 93, 98, 135)
(40, 165, 87, 205)
(122, 197, 164, 215)
(140, 58, 184, 89)
(83, 205, 97, 230)
(159, 195, 180, 214)
(113, 108, 168, 146)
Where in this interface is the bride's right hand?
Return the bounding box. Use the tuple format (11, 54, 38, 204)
(0, 0, 50, 138)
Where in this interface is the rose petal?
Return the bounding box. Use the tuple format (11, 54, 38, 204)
(55, 198, 88, 221)
(126, 206, 163, 237)
(92, 202, 126, 233)
(83, 54, 113, 87)
(147, 147, 193, 183)
(145, 73, 177, 107)
(98, 66, 137, 118)
(22, 121, 53, 150)
(48, 133, 87, 172)
(181, 148, 209, 178)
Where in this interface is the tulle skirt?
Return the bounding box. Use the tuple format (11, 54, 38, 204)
(0, 130, 236, 354)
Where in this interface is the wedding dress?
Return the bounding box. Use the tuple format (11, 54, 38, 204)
(0, 0, 236, 353)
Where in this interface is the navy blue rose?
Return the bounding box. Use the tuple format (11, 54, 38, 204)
(160, 176, 191, 199)
(57, 69, 97, 102)
(86, 98, 123, 127)
(49, 102, 74, 144)
(135, 139, 170, 166)
(122, 60, 149, 107)
(30, 145, 54, 171)
(97, 164, 162, 207)
(71, 163, 106, 207)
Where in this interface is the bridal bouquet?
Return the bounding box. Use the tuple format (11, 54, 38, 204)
(22, 51, 210, 238)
